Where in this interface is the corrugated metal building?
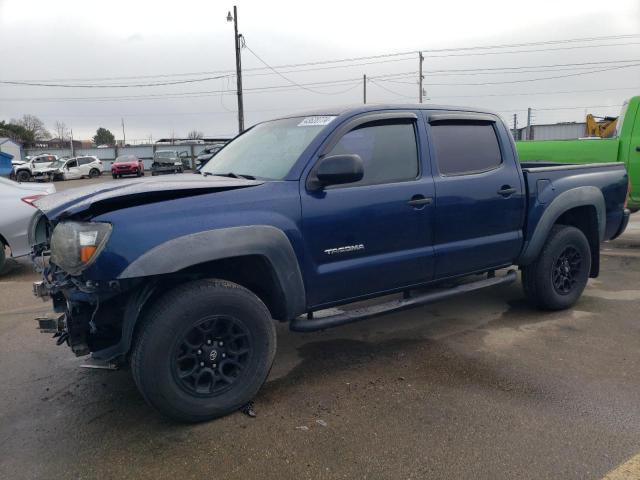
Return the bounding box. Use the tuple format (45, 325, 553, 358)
(514, 122, 587, 141)
(0, 138, 22, 161)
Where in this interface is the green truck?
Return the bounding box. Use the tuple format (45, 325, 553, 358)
(517, 96, 640, 211)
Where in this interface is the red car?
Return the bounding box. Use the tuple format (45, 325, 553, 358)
(111, 155, 144, 178)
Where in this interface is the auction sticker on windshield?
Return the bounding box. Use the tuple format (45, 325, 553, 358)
(297, 116, 336, 127)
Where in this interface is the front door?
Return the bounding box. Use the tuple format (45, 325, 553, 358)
(64, 159, 83, 180)
(301, 113, 435, 308)
(426, 113, 525, 279)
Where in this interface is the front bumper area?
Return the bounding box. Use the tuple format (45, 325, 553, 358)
(34, 290, 94, 356)
(33, 267, 128, 358)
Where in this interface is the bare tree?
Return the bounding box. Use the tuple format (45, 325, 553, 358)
(54, 121, 70, 141)
(187, 130, 204, 140)
(12, 114, 51, 143)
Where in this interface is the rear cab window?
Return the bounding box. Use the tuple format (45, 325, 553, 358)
(430, 120, 502, 176)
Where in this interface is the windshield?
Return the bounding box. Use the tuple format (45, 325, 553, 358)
(49, 160, 65, 168)
(155, 151, 176, 159)
(200, 116, 334, 180)
(115, 156, 135, 163)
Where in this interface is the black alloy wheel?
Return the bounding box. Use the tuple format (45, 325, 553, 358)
(551, 246, 582, 295)
(172, 315, 251, 396)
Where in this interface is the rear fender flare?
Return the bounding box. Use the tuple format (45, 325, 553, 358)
(517, 186, 605, 265)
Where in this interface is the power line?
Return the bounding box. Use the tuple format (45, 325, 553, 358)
(378, 63, 640, 87)
(4, 33, 639, 84)
(242, 42, 361, 95)
(369, 79, 416, 100)
(422, 85, 640, 99)
(497, 104, 623, 113)
(377, 59, 640, 81)
(0, 74, 231, 88)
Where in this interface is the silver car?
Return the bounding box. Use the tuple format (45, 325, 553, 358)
(0, 177, 55, 273)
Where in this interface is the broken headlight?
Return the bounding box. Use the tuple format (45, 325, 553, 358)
(50, 222, 112, 275)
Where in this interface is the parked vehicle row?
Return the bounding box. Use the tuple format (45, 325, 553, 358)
(151, 150, 187, 175)
(30, 104, 630, 423)
(11, 155, 103, 182)
(112, 155, 144, 178)
(13, 154, 59, 182)
(196, 143, 227, 168)
(47, 156, 103, 180)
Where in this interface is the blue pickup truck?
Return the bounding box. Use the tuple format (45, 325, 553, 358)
(30, 105, 630, 422)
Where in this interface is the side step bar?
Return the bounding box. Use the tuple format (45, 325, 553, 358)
(290, 269, 517, 332)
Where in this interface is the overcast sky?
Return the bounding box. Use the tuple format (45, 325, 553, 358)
(0, 0, 639, 142)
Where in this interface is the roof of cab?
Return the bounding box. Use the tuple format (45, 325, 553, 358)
(276, 103, 499, 120)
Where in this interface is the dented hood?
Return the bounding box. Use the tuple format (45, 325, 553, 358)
(35, 174, 263, 219)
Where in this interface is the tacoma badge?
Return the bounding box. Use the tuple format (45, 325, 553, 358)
(323, 244, 365, 255)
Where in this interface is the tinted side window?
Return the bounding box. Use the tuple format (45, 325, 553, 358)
(431, 123, 502, 176)
(328, 121, 418, 186)
(67, 160, 78, 168)
(78, 157, 91, 165)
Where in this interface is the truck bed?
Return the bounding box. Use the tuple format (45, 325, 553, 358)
(521, 161, 628, 245)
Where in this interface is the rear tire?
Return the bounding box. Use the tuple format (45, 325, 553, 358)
(136, 169, 142, 177)
(16, 170, 30, 182)
(522, 225, 591, 310)
(89, 168, 100, 178)
(131, 279, 276, 423)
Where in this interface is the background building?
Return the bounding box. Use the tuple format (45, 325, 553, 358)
(514, 122, 587, 141)
(0, 137, 22, 161)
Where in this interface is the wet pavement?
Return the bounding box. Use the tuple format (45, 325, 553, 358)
(1, 176, 639, 479)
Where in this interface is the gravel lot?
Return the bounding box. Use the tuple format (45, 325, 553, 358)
(1, 175, 640, 480)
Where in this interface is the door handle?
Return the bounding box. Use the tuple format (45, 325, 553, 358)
(408, 195, 433, 207)
(497, 186, 516, 197)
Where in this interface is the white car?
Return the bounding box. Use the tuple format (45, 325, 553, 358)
(13, 154, 59, 182)
(0, 177, 55, 273)
(47, 156, 103, 180)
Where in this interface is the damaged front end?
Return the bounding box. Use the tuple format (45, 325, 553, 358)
(30, 211, 134, 361)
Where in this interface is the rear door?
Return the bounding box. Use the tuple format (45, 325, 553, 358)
(77, 157, 92, 176)
(426, 112, 525, 279)
(301, 112, 436, 307)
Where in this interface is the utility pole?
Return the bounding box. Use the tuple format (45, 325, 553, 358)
(121, 118, 126, 146)
(512, 113, 517, 139)
(418, 51, 424, 103)
(228, 6, 244, 133)
(526, 107, 532, 140)
(70, 128, 75, 157)
(363, 74, 367, 104)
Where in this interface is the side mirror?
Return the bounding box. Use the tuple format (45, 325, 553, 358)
(311, 154, 363, 190)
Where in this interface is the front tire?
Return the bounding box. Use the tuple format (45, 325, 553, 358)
(522, 225, 591, 310)
(16, 170, 30, 182)
(131, 279, 276, 423)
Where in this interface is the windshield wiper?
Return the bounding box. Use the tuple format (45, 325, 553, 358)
(205, 172, 256, 180)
